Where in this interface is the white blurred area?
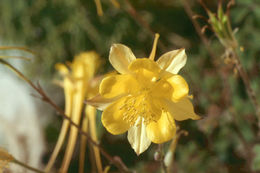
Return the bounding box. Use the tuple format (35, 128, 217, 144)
(0, 55, 45, 172)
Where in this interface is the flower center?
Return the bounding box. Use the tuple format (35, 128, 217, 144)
(120, 88, 159, 126)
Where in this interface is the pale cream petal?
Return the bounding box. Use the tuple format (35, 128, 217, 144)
(86, 94, 120, 111)
(102, 97, 131, 135)
(109, 44, 136, 74)
(127, 117, 151, 155)
(164, 150, 174, 167)
(146, 111, 176, 144)
(164, 98, 200, 121)
(156, 48, 187, 74)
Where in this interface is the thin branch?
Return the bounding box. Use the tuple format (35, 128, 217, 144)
(181, 0, 211, 51)
(0, 46, 36, 55)
(0, 55, 31, 60)
(231, 49, 260, 129)
(0, 59, 131, 173)
(195, 0, 260, 131)
(13, 159, 46, 173)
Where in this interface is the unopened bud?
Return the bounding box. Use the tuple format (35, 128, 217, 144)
(154, 151, 161, 161)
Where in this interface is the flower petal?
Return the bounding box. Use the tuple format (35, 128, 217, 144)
(128, 58, 161, 74)
(156, 48, 187, 74)
(109, 44, 136, 74)
(165, 98, 200, 121)
(167, 75, 189, 101)
(128, 59, 161, 87)
(127, 117, 151, 155)
(146, 111, 176, 143)
(87, 75, 103, 98)
(74, 51, 100, 79)
(86, 94, 119, 111)
(102, 97, 131, 135)
(99, 74, 139, 98)
(55, 63, 69, 76)
(151, 79, 173, 100)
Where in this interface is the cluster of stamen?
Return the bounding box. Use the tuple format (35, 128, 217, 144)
(120, 88, 159, 126)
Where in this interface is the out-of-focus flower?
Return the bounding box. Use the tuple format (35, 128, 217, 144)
(88, 34, 200, 155)
(45, 51, 103, 173)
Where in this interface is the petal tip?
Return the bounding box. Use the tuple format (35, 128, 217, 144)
(109, 44, 136, 74)
(192, 114, 202, 120)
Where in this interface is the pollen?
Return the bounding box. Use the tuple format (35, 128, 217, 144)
(120, 90, 159, 126)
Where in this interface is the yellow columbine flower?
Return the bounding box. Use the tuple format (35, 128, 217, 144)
(45, 51, 103, 173)
(89, 34, 200, 155)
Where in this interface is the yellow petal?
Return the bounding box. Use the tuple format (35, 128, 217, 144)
(71, 60, 87, 80)
(109, 44, 136, 74)
(151, 79, 173, 100)
(102, 97, 130, 135)
(156, 48, 187, 74)
(99, 74, 139, 98)
(128, 59, 161, 87)
(74, 51, 100, 79)
(146, 111, 176, 143)
(128, 58, 160, 74)
(164, 98, 200, 121)
(167, 75, 189, 101)
(127, 117, 151, 155)
(55, 63, 69, 76)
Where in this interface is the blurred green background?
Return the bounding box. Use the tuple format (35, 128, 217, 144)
(1, 0, 260, 172)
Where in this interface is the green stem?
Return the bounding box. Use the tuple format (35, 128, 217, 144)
(231, 48, 260, 128)
(158, 144, 168, 173)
